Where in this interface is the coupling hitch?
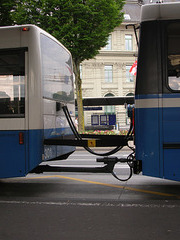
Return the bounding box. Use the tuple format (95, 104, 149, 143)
(96, 154, 142, 181)
(31, 153, 141, 182)
(96, 156, 134, 181)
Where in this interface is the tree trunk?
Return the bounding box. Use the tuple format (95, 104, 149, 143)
(73, 61, 85, 132)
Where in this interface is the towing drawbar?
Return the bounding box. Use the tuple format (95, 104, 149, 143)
(31, 156, 142, 181)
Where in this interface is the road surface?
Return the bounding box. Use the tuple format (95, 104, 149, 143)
(0, 147, 180, 240)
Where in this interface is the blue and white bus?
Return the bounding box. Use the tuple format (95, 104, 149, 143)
(135, 2, 180, 181)
(0, 25, 75, 178)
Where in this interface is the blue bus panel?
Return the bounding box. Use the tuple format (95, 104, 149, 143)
(0, 131, 26, 178)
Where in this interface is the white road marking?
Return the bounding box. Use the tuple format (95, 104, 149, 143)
(0, 200, 179, 208)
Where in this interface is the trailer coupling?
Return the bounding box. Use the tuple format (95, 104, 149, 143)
(31, 155, 142, 182)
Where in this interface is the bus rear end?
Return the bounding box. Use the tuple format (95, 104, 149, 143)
(135, 3, 180, 181)
(0, 27, 28, 178)
(0, 25, 75, 178)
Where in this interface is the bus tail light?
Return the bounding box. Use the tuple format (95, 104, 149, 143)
(22, 27, 30, 31)
(19, 132, 24, 144)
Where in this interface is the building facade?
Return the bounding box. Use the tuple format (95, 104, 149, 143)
(81, 1, 141, 129)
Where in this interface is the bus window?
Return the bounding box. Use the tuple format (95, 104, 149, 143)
(40, 34, 74, 102)
(167, 23, 180, 91)
(0, 49, 25, 118)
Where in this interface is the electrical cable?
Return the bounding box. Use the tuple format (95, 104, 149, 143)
(62, 105, 134, 157)
(112, 149, 135, 181)
(112, 166, 133, 181)
(62, 105, 135, 181)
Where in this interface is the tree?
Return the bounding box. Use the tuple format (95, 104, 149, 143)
(12, 0, 125, 131)
(0, 0, 14, 26)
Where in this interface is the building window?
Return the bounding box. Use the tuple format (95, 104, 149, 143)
(126, 65, 134, 82)
(125, 34, 132, 51)
(124, 14, 131, 20)
(104, 65, 113, 83)
(104, 93, 115, 115)
(103, 35, 112, 50)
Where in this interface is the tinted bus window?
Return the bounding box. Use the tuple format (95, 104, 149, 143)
(168, 22, 180, 91)
(135, 21, 159, 95)
(40, 34, 74, 102)
(0, 49, 25, 118)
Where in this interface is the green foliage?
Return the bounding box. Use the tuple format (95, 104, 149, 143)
(0, 0, 14, 26)
(7, 0, 125, 131)
(12, 0, 125, 63)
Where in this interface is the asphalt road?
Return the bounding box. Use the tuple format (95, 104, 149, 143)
(0, 147, 180, 240)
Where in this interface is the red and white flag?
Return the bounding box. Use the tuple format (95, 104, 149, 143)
(129, 60, 137, 76)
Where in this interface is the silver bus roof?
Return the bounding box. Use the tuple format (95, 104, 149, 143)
(141, 2, 180, 22)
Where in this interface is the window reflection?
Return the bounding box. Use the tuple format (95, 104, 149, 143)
(0, 49, 25, 118)
(0, 75, 25, 117)
(167, 23, 180, 91)
(40, 34, 74, 102)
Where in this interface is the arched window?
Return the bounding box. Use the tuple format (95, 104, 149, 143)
(104, 93, 115, 115)
(126, 92, 134, 96)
